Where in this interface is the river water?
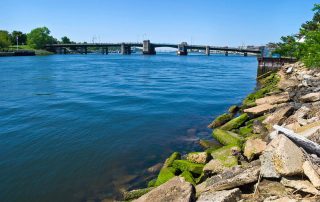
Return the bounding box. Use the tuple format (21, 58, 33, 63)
(0, 53, 257, 201)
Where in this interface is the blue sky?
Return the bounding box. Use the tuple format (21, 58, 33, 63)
(1, 0, 317, 46)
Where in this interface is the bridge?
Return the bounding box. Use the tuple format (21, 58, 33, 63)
(45, 40, 262, 56)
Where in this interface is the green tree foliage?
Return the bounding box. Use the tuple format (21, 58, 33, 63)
(273, 3, 320, 68)
(61, 36, 72, 44)
(10, 31, 27, 45)
(0, 30, 11, 48)
(27, 27, 55, 49)
(301, 31, 320, 68)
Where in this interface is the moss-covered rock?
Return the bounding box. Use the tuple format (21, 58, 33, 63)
(199, 139, 221, 149)
(228, 105, 239, 114)
(163, 152, 181, 168)
(172, 160, 204, 175)
(211, 145, 241, 167)
(208, 113, 233, 128)
(242, 73, 280, 109)
(245, 115, 267, 126)
(220, 113, 249, 131)
(180, 170, 196, 185)
(155, 167, 178, 186)
(205, 145, 223, 153)
(239, 124, 253, 137)
(195, 172, 206, 184)
(147, 179, 157, 188)
(123, 187, 153, 201)
(212, 129, 243, 146)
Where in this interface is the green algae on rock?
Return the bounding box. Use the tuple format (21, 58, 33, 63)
(212, 129, 243, 146)
(208, 113, 233, 128)
(228, 105, 239, 114)
(147, 179, 157, 188)
(199, 139, 222, 150)
(123, 187, 154, 201)
(163, 152, 181, 168)
(155, 167, 178, 186)
(180, 170, 196, 185)
(211, 145, 241, 167)
(220, 113, 249, 131)
(172, 160, 204, 175)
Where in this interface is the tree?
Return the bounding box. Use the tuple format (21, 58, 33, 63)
(10, 31, 27, 45)
(27, 27, 53, 49)
(301, 31, 320, 68)
(0, 30, 11, 48)
(61, 36, 71, 44)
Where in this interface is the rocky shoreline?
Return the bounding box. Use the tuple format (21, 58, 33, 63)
(118, 62, 320, 202)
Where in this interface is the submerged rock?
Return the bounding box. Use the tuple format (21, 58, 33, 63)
(134, 177, 195, 202)
(260, 135, 304, 178)
(197, 188, 241, 202)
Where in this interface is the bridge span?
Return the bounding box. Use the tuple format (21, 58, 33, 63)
(45, 40, 262, 56)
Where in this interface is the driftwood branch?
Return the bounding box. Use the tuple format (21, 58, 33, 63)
(273, 125, 320, 156)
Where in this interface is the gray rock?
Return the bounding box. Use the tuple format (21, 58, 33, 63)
(280, 177, 320, 195)
(263, 105, 294, 126)
(134, 177, 195, 202)
(300, 92, 320, 103)
(260, 135, 304, 178)
(197, 188, 241, 202)
(303, 161, 320, 189)
(196, 165, 260, 194)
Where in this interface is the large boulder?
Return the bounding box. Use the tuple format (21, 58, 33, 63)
(186, 152, 210, 164)
(197, 188, 241, 202)
(303, 161, 320, 189)
(243, 138, 267, 160)
(211, 145, 240, 167)
(260, 135, 304, 178)
(255, 92, 290, 105)
(300, 92, 320, 103)
(244, 104, 277, 117)
(220, 113, 249, 131)
(263, 105, 294, 127)
(134, 177, 195, 202)
(203, 159, 226, 174)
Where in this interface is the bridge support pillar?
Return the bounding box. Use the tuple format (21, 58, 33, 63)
(121, 43, 131, 55)
(63, 48, 67, 54)
(105, 47, 108, 55)
(143, 40, 156, 55)
(177, 43, 188, 55)
(205, 46, 210, 56)
(84, 47, 87, 55)
(225, 51, 229, 56)
(244, 52, 248, 57)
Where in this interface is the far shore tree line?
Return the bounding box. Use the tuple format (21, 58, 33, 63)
(271, 3, 320, 68)
(0, 27, 75, 50)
